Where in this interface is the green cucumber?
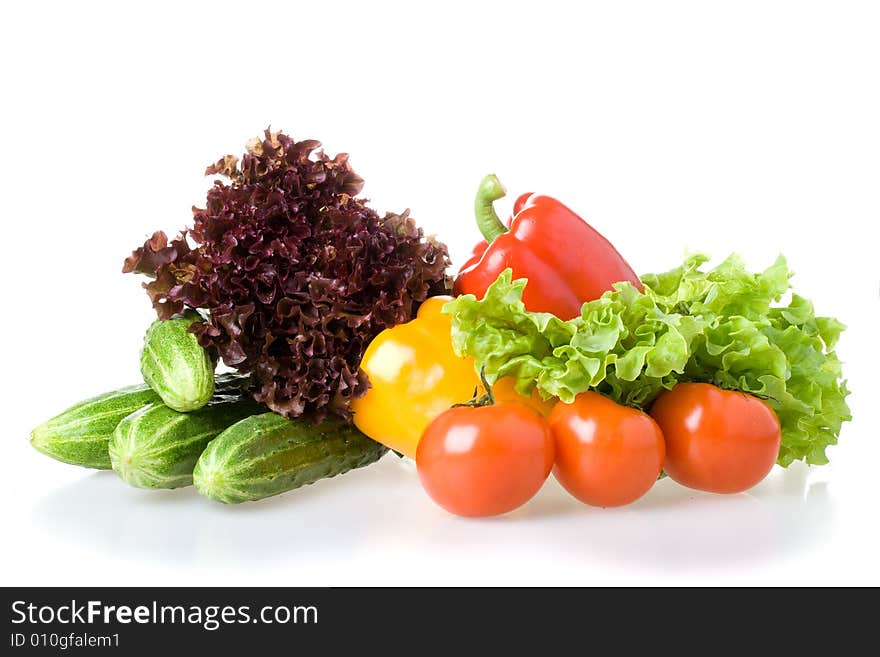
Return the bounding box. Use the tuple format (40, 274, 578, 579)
(109, 374, 259, 489)
(30, 384, 161, 469)
(194, 413, 388, 504)
(141, 311, 214, 412)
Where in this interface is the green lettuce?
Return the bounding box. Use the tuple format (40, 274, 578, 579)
(443, 254, 850, 466)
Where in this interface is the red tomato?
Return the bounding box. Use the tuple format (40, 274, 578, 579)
(548, 392, 665, 507)
(649, 383, 781, 494)
(416, 403, 554, 517)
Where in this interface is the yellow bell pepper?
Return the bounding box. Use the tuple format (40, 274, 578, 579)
(352, 296, 555, 458)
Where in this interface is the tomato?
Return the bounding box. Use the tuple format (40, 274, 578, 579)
(548, 392, 665, 507)
(416, 402, 554, 517)
(649, 383, 781, 494)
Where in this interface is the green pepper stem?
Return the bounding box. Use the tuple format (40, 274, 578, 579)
(474, 174, 508, 244)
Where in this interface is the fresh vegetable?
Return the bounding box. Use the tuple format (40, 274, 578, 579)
(548, 392, 665, 507)
(416, 394, 554, 517)
(124, 130, 450, 420)
(453, 175, 641, 319)
(28, 127, 851, 516)
(650, 383, 781, 494)
(141, 311, 215, 412)
(445, 254, 850, 467)
(194, 412, 388, 504)
(110, 374, 260, 489)
(30, 384, 161, 469)
(352, 296, 555, 458)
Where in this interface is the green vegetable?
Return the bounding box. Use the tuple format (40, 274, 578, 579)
(141, 311, 215, 412)
(110, 374, 260, 489)
(194, 412, 388, 504)
(30, 384, 161, 469)
(444, 254, 851, 466)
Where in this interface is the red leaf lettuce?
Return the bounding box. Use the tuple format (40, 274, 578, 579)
(124, 130, 450, 419)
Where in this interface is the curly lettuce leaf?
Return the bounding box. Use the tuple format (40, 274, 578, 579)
(444, 255, 850, 466)
(124, 130, 451, 421)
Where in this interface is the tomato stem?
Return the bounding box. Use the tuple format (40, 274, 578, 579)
(710, 378, 781, 405)
(452, 367, 496, 408)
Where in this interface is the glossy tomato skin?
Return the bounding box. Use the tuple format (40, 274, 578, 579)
(649, 383, 781, 494)
(548, 392, 665, 507)
(416, 403, 554, 517)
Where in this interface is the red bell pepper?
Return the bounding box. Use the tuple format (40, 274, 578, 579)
(453, 175, 642, 319)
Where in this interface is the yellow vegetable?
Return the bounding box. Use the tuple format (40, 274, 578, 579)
(352, 296, 554, 458)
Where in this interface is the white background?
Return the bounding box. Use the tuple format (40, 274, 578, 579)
(2, 0, 878, 586)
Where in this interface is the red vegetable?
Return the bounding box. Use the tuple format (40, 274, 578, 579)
(650, 383, 781, 494)
(453, 175, 642, 320)
(124, 130, 450, 420)
(416, 400, 554, 517)
(549, 392, 665, 507)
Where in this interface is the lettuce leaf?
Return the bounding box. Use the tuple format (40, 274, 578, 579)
(443, 254, 850, 466)
(124, 130, 451, 421)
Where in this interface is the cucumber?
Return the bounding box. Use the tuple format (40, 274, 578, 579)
(141, 311, 215, 412)
(194, 413, 388, 504)
(30, 384, 161, 469)
(109, 374, 259, 489)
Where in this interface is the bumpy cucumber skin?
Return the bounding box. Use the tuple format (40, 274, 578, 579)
(194, 413, 389, 504)
(141, 312, 215, 412)
(30, 385, 161, 469)
(109, 374, 259, 489)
